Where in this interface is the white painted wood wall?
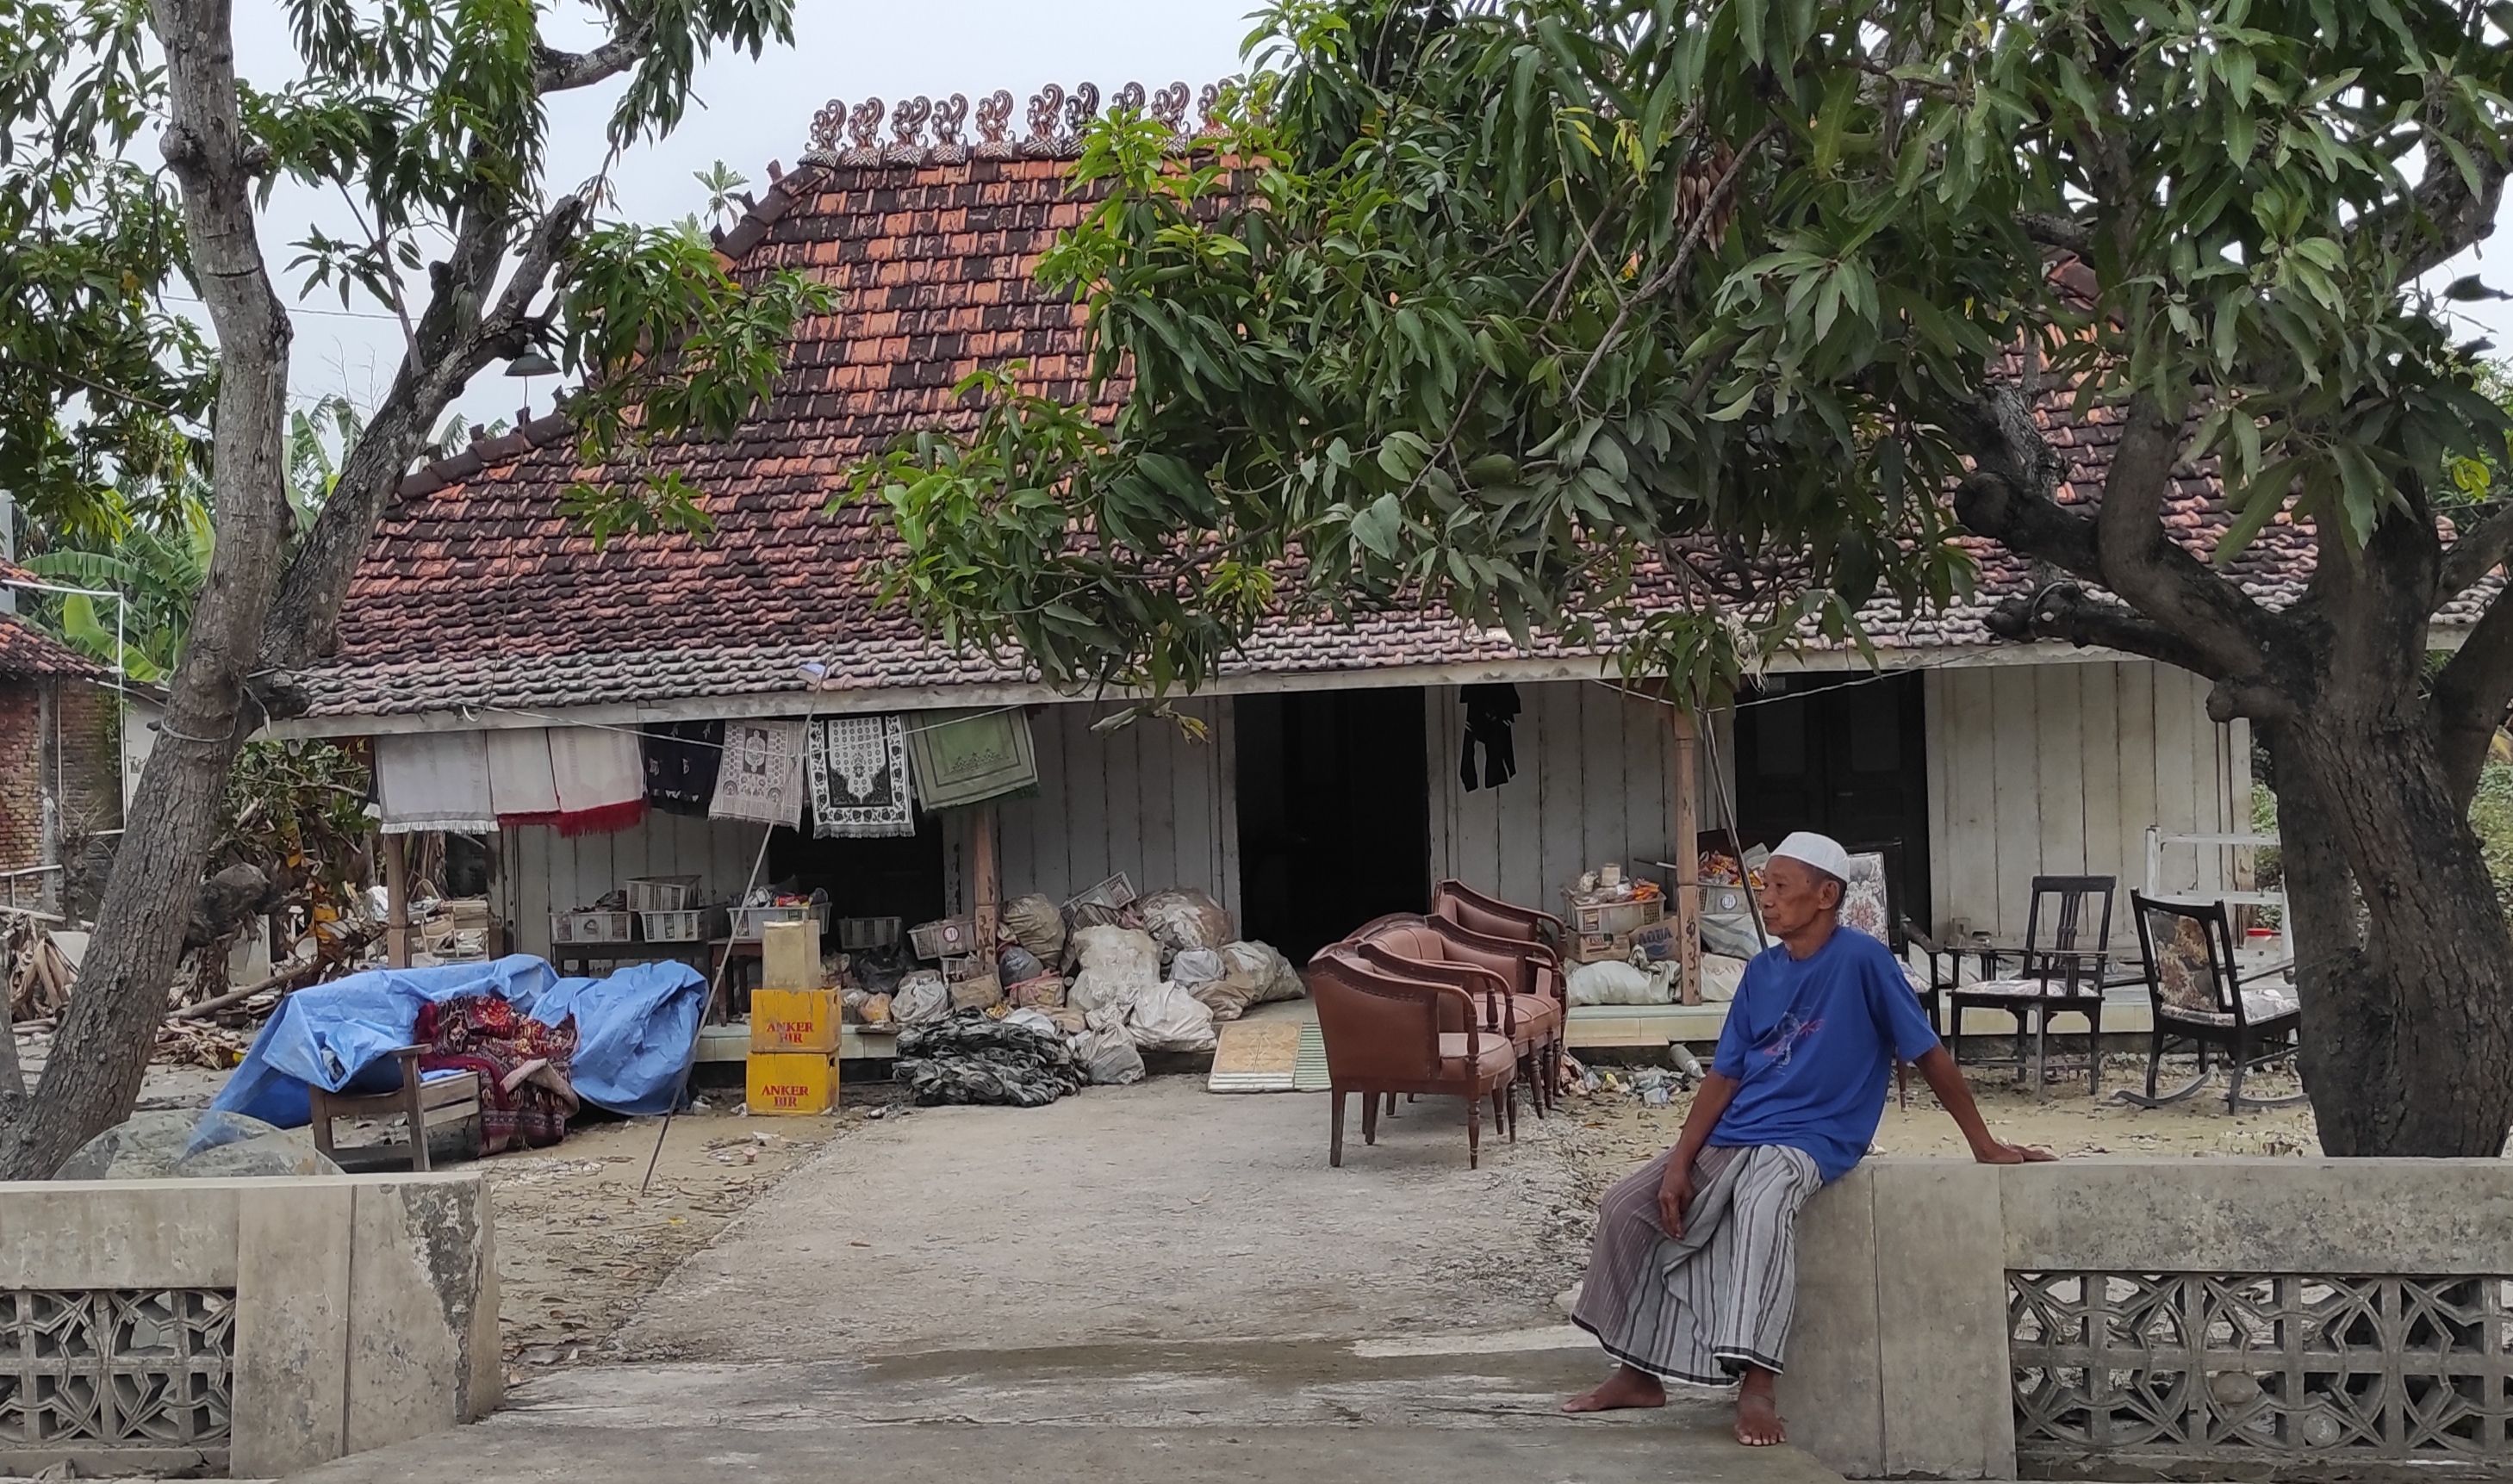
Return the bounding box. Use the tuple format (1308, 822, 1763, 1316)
(1425, 680, 1726, 910)
(493, 661, 2246, 958)
(977, 698, 1238, 910)
(1925, 660, 2251, 941)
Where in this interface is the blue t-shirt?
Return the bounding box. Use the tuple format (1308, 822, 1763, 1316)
(1707, 928, 1941, 1183)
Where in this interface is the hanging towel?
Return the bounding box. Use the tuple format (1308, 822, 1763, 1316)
(375, 731, 496, 835)
(485, 729, 561, 827)
(550, 728, 647, 836)
(1460, 684, 1521, 791)
(710, 718, 808, 828)
(641, 721, 723, 816)
(809, 715, 917, 838)
(904, 708, 1040, 810)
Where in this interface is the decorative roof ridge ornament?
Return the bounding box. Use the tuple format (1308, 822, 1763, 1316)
(799, 80, 1227, 169)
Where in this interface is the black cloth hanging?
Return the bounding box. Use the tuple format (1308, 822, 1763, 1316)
(640, 721, 724, 816)
(1459, 684, 1521, 791)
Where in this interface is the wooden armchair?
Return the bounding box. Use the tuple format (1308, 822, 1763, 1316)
(308, 1046, 482, 1172)
(1309, 947, 1520, 1168)
(1356, 925, 1560, 1117)
(2118, 891, 2305, 1113)
(1431, 879, 1567, 951)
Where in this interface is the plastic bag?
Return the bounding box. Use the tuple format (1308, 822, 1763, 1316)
(1069, 926, 1160, 1021)
(853, 941, 914, 997)
(1138, 888, 1232, 957)
(1002, 894, 1066, 965)
(893, 972, 950, 1026)
(949, 974, 1005, 1013)
(997, 945, 1046, 985)
(1007, 974, 1067, 1010)
(1129, 979, 1217, 1052)
(1701, 910, 1766, 962)
(841, 988, 871, 1022)
(860, 992, 893, 1025)
(1567, 958, 1667, 1008)
(1700, 954, 1750, 1003)
(1169, 947, 1225, 990)
(1182, 946, 1253, 1021)
(1221, 941, 1304, 1005)
(1072, 1021, 1146, 1085)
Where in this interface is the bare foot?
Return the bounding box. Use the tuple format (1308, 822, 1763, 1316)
(1734, 1367, 1786, 1446)
(1561, 1364, 1667, 1413)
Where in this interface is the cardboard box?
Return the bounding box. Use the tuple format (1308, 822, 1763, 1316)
(746, 1050, 837, 1115)
(762, 917, 824, 990)
(750, 986, 841, 1054)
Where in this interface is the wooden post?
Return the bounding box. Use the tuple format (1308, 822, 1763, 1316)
(970, 803, 1000, 944)
(1668, 709, 1703, 1006)
(384, 832, 413, 969)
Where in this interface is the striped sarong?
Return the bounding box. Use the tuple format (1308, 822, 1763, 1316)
(1570, 1143, 1824, 1386)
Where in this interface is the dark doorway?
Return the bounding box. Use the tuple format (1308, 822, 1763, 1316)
(1734, 673, 1931, 933)
(1235, 688, 1431, 961)
(767, 817, 948, 928)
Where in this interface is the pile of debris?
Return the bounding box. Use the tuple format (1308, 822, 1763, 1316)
(1566, 1050, 1707, 1107)
(843, 878, 1305, 1103)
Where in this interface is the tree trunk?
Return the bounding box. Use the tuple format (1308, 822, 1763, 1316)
(2266, 704, 2513, 1157)
(0, 0, 295, 1179)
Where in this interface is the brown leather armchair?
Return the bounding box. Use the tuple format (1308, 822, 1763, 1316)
(1308, 946, 1520, 1169)
(1433, 879, 1567, 949)
(1353, 916, 1564, 1115)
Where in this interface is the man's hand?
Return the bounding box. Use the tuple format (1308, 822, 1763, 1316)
(1657, 1156, 1697, 1237)
(1973, 1139, 2056, 1164)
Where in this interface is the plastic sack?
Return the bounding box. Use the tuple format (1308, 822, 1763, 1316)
(1008, 974, 1067, 1010)
(893, 972, 950, 1026)
(842, 987, 871, 1022)
(1002, 894, 1066, 965)
(1701, 910, 1766, 962)
(1072, 1021, 1146, 1085)
(1069, 926, 1161, 1021)
(949, 974, 1005, 1013)
(1187, 947, 1256, 1021)
(1700, 954, 1750, 1003)
(997, 945, 1046, 984)
(1567, 958, 1668, 1008)
(1222, 941, 1304, 1005)
(1169, 947, 1224, 990)
(1137, 888, 1232, 957)
(1129, 980, 1217, 1053)
(860, 992, 894, 1025)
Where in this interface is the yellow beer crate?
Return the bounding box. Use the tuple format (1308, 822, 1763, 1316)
(750, 986, 840, 1054)
(746, 1050, 838, 1115)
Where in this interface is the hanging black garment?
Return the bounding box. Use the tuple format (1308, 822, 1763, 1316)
(1459, 684, 1521, 791)
(641, 721, 725, 816)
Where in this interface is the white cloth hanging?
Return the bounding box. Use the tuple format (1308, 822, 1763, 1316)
(375, 731, 495, 835)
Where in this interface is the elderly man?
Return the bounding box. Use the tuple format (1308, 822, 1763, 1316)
(1564, 831, 2050, 1445)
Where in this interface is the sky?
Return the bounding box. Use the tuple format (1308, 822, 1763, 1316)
(220, 2, 2513, 425)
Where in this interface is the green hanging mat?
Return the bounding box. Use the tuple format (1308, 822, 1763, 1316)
(904, 707, 1040, 810)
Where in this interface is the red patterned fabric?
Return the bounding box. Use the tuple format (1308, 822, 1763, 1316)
(417, 995, 580, 1155)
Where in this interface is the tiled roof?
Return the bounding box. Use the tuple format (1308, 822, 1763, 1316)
(302, 94, 2343, 722)
(0, 612, 103, 679)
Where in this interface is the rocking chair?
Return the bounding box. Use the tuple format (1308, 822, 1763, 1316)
(2117, 891, 2305, 1113)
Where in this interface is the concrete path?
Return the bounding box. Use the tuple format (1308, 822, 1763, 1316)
(290, 1079, 1846, 1484)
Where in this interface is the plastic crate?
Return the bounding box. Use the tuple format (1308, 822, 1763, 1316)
(639, 906, 726, 944)
(1064, 872, 1137, 915)
(551, 910, 634, 945)
(728, 902, 828, 942)
(910, 916, 980, 960)
(625, 875, 700, 913)
(837, 916, 902, 952)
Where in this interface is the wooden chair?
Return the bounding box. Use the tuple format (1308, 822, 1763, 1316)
(1948, 875, 2116, 1097)
(1309, 947, 1519, 1169)
(1431, 879, 1566, 951)
(308, 1046, 482, 1172)
(2118, 891, 2305, 1113)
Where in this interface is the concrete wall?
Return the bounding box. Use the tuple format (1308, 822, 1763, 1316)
(1783, 1158, 2513, 1480)
(0, 1173, 500, 1478)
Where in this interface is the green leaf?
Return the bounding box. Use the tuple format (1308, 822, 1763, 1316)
(1352, 494, 1403, 559)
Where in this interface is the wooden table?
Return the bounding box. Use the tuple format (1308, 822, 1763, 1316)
(552, 942, 710, 979)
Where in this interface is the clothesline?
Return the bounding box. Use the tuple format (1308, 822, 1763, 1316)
(1589, 645, 2019, 717)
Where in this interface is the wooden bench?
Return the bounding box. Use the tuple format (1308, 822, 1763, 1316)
(308, 1046, 481, 1171)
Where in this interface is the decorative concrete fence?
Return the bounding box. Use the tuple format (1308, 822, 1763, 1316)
(0, 1172, 499, 1478)
(1784, 1158, 2513, 1480)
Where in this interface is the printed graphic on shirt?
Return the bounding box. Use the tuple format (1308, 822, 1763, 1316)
(1757, 1012, 1825, 1067)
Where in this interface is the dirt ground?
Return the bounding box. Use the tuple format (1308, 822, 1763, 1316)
(1558, 1052, 2317, 1198)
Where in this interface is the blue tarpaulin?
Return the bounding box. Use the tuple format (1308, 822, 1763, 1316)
(209, 954, 706, 1128)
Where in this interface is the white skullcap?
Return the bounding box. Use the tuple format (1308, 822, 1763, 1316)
(1770, 831, 1853, 883)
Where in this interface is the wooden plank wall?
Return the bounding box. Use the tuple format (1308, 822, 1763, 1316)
(1925, 659, 2250, 941)
(501, 810, 772, 959)
(1426, 680, 1728, 909)
(984, 698, 1238, 912)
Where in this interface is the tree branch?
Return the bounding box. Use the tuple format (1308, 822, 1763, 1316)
(2439, 505, 2513, 602)
(2017, 209, 2093, 257)
(532, 28, 652, 94)
(2431, 586, 2513, 802)
(2356, 127, 2513, 282)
